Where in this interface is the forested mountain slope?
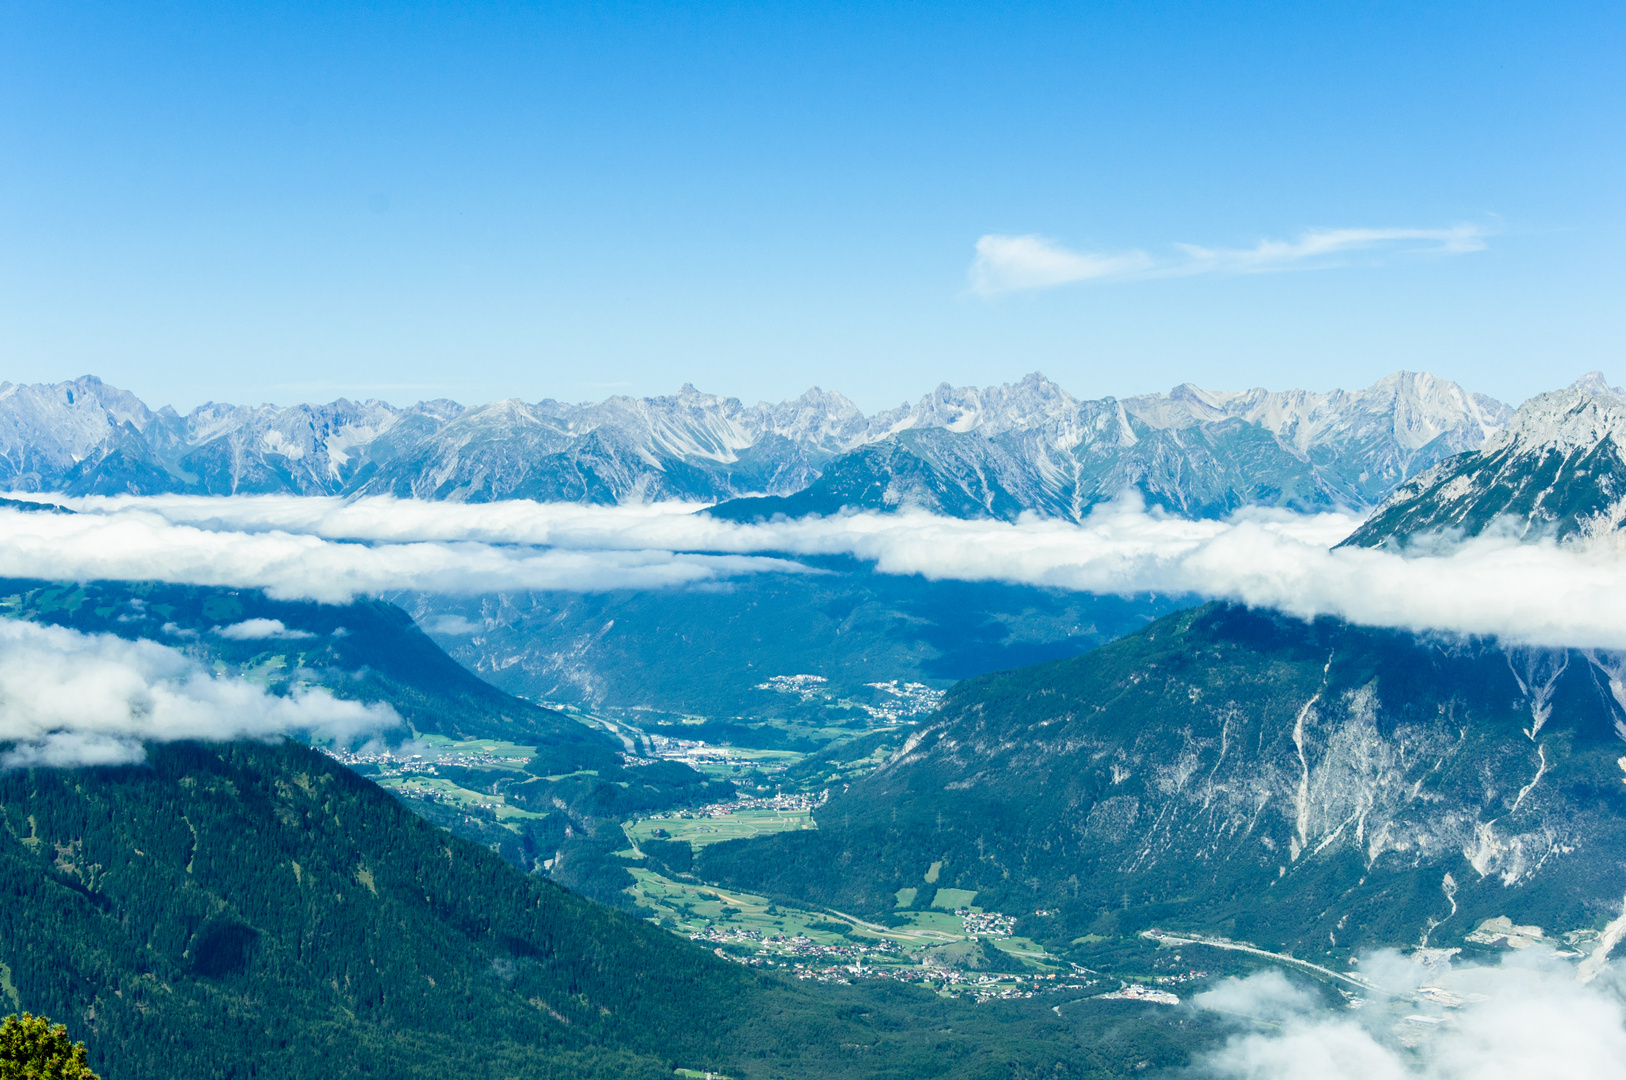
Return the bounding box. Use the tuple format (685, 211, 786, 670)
(0, 578, 736, 880)
(698, 603, 1626, 967)
(0, 740, 1219, 1079)
(0, 740, 733, 1079)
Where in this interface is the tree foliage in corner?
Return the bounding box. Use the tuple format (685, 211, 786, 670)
(0, 1013, 99, 1080)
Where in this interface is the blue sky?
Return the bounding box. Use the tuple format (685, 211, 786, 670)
(1, 1, 1621, 412)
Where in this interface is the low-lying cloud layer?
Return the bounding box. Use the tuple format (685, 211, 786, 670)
(1193, 950, 1626, 1080)
(0, 618, 398, 768)
(7, 492, 1626, 649)
(0, 498, 803, 603)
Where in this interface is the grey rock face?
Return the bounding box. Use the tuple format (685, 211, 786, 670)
(0, 370, 1511, 519)
(694, 603, 1626, 961)
(1342, 373, 1626, 548)
(713, 371, 1513, 522)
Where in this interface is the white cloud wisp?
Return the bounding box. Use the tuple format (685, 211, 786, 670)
(968, 234, 1155, 294)
(215, 618, 315, 640)
(0, 619, 399, 768)
(970, 224, 1490, 295)
(8, 493, 1626, 650)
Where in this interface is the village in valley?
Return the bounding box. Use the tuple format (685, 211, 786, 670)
(320, 682, 1219, 1008)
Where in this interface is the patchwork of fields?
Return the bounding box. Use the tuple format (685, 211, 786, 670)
(338, 703, 1222, 1004)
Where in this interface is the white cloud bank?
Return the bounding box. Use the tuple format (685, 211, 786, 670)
(0, 619, 398, 768)
(7, 493, 1626, 650)
(970, 224, 1490, 295)
(1193, 951, 1626, 1080)
(0, 498, 804, 603)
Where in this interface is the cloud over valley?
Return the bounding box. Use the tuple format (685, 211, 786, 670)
(0, 619, 398, 768)
(4, 493, 1626, 652)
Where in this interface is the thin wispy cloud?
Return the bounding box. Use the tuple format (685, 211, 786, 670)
(968, 234, 1155, 294)
(969, 224, 1491, 295)
(11, 494, 1626, 652)
(214, 618, 315, 641)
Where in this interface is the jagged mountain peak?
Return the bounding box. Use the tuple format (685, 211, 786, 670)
(1123, 370, 1509, 457)
(1484, 386, 1626, 456)
(878, 371, 1081, 437)
(0, 374, 157, 425)
(0, 371, 1519, 517)
(1569, 370, 1625, 399)
(749, 386, 870, 451)
(1342, 384, 1626, 548)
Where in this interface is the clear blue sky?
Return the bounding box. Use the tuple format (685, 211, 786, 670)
(1, 1, 1621, 412)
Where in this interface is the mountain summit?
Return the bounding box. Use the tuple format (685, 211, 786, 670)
(1342, 373, 1626, 548)
(709, 370, 1512, 522)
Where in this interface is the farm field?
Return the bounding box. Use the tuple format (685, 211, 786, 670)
(626, 808, 816, 848)
(627, 867, 853, 942)
(675, 746, 806, 782)
(373, 774, 552, 821)
(626, 867, 1061, 970)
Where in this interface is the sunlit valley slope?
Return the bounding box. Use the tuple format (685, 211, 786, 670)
(697, 602, 1626, 965)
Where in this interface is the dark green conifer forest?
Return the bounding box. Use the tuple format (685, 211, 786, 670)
(0, 738, 1215, 1079)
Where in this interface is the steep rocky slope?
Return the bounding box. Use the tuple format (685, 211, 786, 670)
(698, 603, 1626, 968)
(1344, 374, 1626, 547)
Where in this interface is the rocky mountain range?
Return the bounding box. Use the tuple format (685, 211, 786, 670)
(1345, 373, 1626, 548)
(0, 371, 1510, 518)
(714, 370, 1511, 521)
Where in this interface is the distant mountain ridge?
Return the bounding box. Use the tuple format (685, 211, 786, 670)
(0, 371, 1511, 518)
(1343, 372, 1626, 548)
(713, 371, 1512, 521)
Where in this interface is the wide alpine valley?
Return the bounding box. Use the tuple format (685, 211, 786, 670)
(4, 367, 1626, 1077)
